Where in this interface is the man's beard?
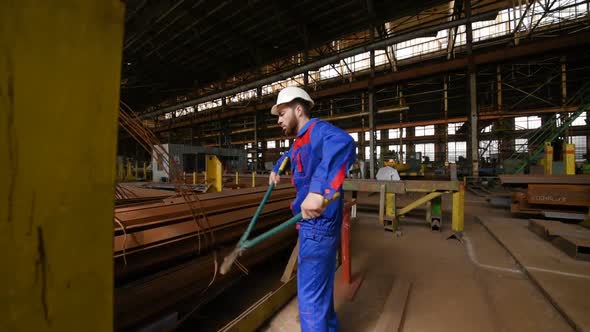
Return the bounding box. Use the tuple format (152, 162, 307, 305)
(282, 120, 297, 136)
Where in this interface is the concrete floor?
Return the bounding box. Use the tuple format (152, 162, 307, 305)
(264, 193, 574, 332)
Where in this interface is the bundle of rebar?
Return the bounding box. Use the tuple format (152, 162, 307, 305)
(113, 184, 296, 330)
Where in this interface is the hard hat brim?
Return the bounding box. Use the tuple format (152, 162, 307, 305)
(270, 104, 280, 116)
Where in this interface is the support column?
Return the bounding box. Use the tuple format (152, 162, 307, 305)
(369, 91, 376, 179)
(1, 2, 124, 331)
(303, 49, 309, 86)
(406, 127, 416, 158)
(497, 65, 511, 161)
(465, 0, 479, 177)
(369, 28, 376, 179)
(561, 56, 571, 139)
(443, 76, 449, 163)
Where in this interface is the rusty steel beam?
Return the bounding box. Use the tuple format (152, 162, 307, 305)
(500, 175, 590, 185)
(153, 31, 590, 133)
(115, 229, 296, 331)
(112, 185, 298, 330)
(527, 184, 590, 207)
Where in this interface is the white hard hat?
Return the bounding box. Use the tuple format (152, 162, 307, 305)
(270, 86, 314, 115)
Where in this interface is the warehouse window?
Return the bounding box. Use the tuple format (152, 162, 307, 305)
(515, 138, 528, 152)
(283, 139, 290, 148)
(481, 124, 492, 133)
(558, 112, 587, 126)
(388, 128, 406, 139)
(571, 112, 587, 126)
(388, 144, 407, 163)
(266, 141, 276, 149)
(447, 141, 466, 163)
(197, 99, 222, 112)
(415, 125, 434, 137)
(364, 131, 381, 141)
(447, 122, 464, 135)
(480, 140, 499, 159)
(568, 136, 587, 161)
(414, 143, 435, 161)
(350, 132, 359, 142)
(362, 146, 382, 159)
(514, 116, 541, 130)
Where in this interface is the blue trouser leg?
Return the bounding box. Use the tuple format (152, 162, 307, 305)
(297, 227, 339, 332)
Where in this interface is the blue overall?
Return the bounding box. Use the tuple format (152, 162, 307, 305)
(273, 118, 356, 332)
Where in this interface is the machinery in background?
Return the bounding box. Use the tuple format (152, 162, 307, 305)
(382, 150, 425, 177)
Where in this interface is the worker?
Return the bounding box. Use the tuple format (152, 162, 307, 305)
(269, 86, 356, 332)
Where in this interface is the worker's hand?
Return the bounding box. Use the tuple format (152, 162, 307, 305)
(301, 192, 325, 219)
(269, 171, 280, 185)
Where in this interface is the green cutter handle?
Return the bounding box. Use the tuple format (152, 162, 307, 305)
(239, 156, 289, 244)
(240, 192, 340, 250)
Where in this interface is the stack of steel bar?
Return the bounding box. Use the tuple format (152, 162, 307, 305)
(114, 183, 177, 206)
(113, 184, 296, 331)
(500, 175, 590, 219)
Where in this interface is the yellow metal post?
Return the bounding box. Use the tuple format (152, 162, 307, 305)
(0, 1, 124, 331)
(564, 143, 575, 175)
(379, 184, 386, 226)
(544, 142, 553, 175)
(398, 192, 443, 216)
(452, 183, 465, 233)
(203, 171, 207, 184)
(386, 193, 395, 217)
(206, 155, 222, 192)
(236, 171, 239, 185)
(252, 171, 256, 188)
(193, 171, 197, 185)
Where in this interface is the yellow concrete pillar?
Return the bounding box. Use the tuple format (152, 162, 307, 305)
(452, 183, 465, 233)
(564, 143, 575, 175)
(206, 155, 222, 192)
(544, 142, 553, 175)
(0, 1, 124, 331)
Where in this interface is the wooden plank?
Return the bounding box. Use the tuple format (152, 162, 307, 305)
(374, 278, 412, 332)
(529, 219, 590, 240)
(219, 276, 297, 332)
(553, 236, 590, 262)
(280, 240, 299, 283)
